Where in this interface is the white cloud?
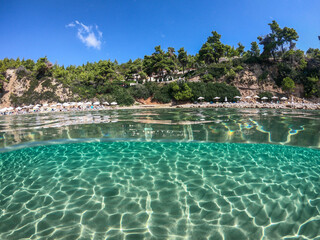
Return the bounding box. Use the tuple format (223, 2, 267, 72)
(65, 22, 75, 28)
(66, 21, 102, 50)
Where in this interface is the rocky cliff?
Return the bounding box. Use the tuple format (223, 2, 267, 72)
(0, 69, 74, 107)
(220, 63, 305, 98)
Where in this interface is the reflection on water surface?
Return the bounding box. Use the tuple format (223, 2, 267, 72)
(0, 108, 319, 150)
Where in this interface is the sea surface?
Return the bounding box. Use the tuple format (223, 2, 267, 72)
(0, 108, 319, 239)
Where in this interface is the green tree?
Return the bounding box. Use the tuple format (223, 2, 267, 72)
(304, 76, 320, 97)
(258, 20, 299, 60)
(282, 77, 295, 95)
(249, 41, 260, 57)
(199, 31, 224, 64)
(236, 43, 245, 56)
(138, 71, 148, 83)
(34, 57, 52, 79)
(171, 82, 193, 101)
(178, 47, 188, 73)
(282, 50, 304, 66)
(224, 45, 232, 57)
(95, 60, 118, 88)
(306, 48, 320, 58)
(144, 45, 176, 80)
(207, 31, 224, 63)
(199, 42, 215, 64)
(22, 59, 35, 71)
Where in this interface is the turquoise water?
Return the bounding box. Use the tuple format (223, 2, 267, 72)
(0, 109, 320, 239)
(0, 142, 320, 239)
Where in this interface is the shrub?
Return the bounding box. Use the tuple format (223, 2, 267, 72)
(99, 94, 115, 103)
(172, 83, 193, 101)
(205, 82, 240, 101)
(113, 87, 135, 106)
(153, 84, 171, 103)
(282, 77, 295, 94)
(188, 82, 240, 102)
(201, 73, 214, 82)
(188, 82, 206, 101)
(130, 84, 151, 99)
(234, 65, 243, 72)
(258, 71, 269, 81)
(226, 69, 236, 81)
(144, 82, 159, 95)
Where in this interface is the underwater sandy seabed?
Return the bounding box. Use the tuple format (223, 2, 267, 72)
(0, 141, 319, 240)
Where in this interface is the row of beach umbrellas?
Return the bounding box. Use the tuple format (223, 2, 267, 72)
(198, 96, 288, 101)
(0, 101, 118, 112)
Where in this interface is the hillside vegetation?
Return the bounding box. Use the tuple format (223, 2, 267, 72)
(0, 21, 319, 106)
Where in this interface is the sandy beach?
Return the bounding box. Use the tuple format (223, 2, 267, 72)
(1, 101, 319, 116)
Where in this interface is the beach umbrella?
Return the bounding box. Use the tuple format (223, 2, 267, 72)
(103, 102, 109, 105)
(93, 102, 100, 105)
(198, 97, 204, 100)
(111, 102, 117, 106)
(77, 102, 83, 106)
(280, 97, 288, 100)
(261, 97, 268, 100)
(253, 95, 260, 99)
(63, 103, 70, 107)
(33, 106, 39, 109)
(85, 102, 92, 105)
(43, 103, 49, 107)
(245, 96, 252, 99)
(51, 104, 57, 107)
(271, 96, 278, 99)
(28, 105, 34, 108)
(56, 103, 62, 106)
(214, 97, 220, 100)
(0, 108, 7, 112)
(234, 96, 241, 99)
(16, 107, 22, 110)
(7, 107, 14, 111)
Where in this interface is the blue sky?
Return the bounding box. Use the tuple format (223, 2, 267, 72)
(0, 0, 319, 66)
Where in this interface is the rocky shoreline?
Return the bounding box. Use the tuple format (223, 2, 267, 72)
(174, 102, 320, 110)
(0, 101, 320, 116)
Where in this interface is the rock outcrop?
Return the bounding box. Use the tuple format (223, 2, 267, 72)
(0, 69, 75, 107)
(221, 64, 284, 97)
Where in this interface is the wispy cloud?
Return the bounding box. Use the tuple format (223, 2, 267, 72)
(66, 22, 75, 28)
(66, 21, 102, 50)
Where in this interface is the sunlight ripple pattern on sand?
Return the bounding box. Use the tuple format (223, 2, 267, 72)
(0, 142, 319, 239)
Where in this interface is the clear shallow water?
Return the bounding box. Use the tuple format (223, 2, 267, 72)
(0, 142, 319, 239)
(0, 109, 320, 240)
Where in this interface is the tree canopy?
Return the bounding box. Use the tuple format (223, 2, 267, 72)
(258, 20, 299, 60)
